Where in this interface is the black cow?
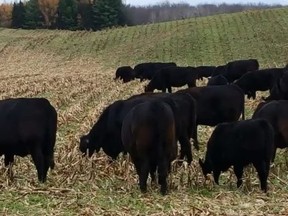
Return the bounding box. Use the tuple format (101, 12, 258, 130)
(79, 92, 197, 164)
(199, 119, 274, 192)
(252, 100, 288, 161)
(130, 92, 198, 163)
(122, 100, 177, 195)
(264, 68, 288, 101)
(211, 65, 227, 77)
(177, 84, 245, 132)
(234, 68, 284, 99)
(195, 66, 216, 80)
(114, 66, 135, 83)
(144, 66, 198, 93)
(223, 59, 259, 83)
(0, 98, 57, 182)
(134, 62, 176, 81)
(79, 99, 126, 159)
(207, 75, 228, 86)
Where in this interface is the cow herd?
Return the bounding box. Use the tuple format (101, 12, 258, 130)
(0, 59, 288, 196)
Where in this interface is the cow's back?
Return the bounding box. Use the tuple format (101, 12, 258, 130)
(177, 85, 244, 126)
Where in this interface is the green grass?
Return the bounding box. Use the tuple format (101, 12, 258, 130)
(0, 6, 288, 215)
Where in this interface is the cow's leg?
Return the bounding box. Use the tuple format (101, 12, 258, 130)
(213, 168, 221, 185)
(178, 136, 192, 165)
(4, 154, 14, 167)
(158, 156, 169, 195)
(252, 91, 256, 100)
(139, 159, 149, 193)
(31, 146, 45, 183)
(167, 86, 172, 93)
(271, 147, 277, 163)
(131, 156, 141, 176)
(43, 154, 52, 182)
(234, 165, 244, 188)
(4, 154, 14, 180)
(192, 125, 199, 151)
(253, 160, 269, 192)
(149, 160, 157, 183)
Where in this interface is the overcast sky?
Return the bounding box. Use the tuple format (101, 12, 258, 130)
(1, 0, 287, 5)
(124, 0, 288, 6)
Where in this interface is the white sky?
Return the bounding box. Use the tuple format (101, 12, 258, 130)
(124, 0, 288, 6)
(0, 0, 287, 5)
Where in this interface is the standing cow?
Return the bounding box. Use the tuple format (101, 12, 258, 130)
(234, 68, 284, 99)
(199, 119, 274, 192)
(223, 59, 259, 83)
(195, 66, 216, 80)
(122, 100, 177, 195)
(144, 66, 198, 93)
(0, 98, 57, 182)
(252, 100, 288, 161)
(264, 68, 288, 101)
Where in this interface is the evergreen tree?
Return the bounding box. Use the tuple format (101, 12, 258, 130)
(56, 0, 78, 30)
(92, 0, 125, 30)
(24, 0, 44, 29)
(78, 1, 93, 30)
(11, 1, 25, 28)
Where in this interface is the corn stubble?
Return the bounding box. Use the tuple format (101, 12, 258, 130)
(0, 7, 288, 215)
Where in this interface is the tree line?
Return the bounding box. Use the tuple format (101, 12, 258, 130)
(0, 0, 283, 30)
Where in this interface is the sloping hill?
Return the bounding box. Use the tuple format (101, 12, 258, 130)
(0, 7, 287, 68)
(0, 7, 288, 215)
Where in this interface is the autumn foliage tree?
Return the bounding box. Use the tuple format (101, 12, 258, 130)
(38, 0, 59, 28)
(0, 3, 12, 27)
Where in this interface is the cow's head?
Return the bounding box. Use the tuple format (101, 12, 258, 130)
(199, 158, 212, 178)
(79, 135, 101, 157)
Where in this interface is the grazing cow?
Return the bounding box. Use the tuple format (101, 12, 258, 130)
(80, 92, 197, 164)
(134, 62, 176, 81)
(122, 100, 177, 195)
(195, 66, 216, 80)
(199, 119, 274, 192)
(0, 98, 57, 182)
(223, 59, 259, 83)
(114, 66, 135, 83)
(207, 75, 228, 86)
(252, 100, 288, 161)
(79, 99, 127, 159)
(264, 68, 288, 101)
(234, 68, 284, 99)
(144, 66, 198, 93)
(177, 84, 245, 130)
